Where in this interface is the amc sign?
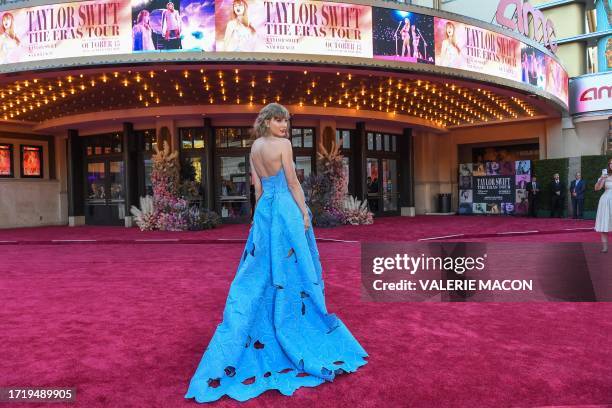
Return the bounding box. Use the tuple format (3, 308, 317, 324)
(569, 72, 612, 116)
(495, 0, 558, 53)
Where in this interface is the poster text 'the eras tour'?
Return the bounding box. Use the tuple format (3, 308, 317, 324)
(26, 2, 122, 42)
(264, 1, 363, 39)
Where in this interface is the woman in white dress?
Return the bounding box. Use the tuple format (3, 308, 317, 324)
(223, 0, 256, 52)
(132, 10, 155, 51)
(439, 21, 460, 67)
(594, 158, 612, 253)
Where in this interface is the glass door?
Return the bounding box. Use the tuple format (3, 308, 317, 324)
(366, 158, 380, 213)
(218, 155, 250, 222)
(366, 132, 400, 216)
(85, 159, 126, 225)
(382, 159, 398, 212)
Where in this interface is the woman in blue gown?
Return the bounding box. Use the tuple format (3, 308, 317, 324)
(185, 103, 368, 403)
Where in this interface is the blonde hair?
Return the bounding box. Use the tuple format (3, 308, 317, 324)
(232, 0, 256, 34)
(252, 103, 290, 138)
(1, 13, 19, 45)
(136, 10, 150, 28)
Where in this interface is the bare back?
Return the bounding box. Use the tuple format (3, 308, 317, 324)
(249, 136, 286, 178)
(249, 134, 309, 221)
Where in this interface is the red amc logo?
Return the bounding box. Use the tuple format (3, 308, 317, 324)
(495, 0, 558, 53)
(579, 86, 612, 101)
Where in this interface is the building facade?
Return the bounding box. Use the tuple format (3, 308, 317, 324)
(0, 0, 572, 227)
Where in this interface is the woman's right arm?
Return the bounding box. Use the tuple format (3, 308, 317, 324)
(595, 176, 606, 191)
(280, 139, 309, 217)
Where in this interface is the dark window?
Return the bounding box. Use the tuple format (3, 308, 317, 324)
(290, 127, 315, 148)
(215, 127, 253, 148)
(336, 129, 351, 149)
(179, 127, 205, 150)
(86, 133, 122, 157)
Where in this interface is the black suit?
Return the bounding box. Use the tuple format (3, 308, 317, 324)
(550, 180, 565, 218)
(570, 179, 586, 218)
(526, 181, 539, 217)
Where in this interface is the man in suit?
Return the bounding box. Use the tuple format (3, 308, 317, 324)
(550, 173, 565, 218)
(526, 175, 540, 217)
(570, 172, 586, 219)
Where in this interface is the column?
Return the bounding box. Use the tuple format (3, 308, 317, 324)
(204, 117, 216, 211)
(122, 122, 138, 227)
(399, 128, 415, 216)
(354, 121, 367, 202)
(67, 129, 85, 226)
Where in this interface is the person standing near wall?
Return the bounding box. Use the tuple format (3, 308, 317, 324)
(570, 172, 586, 219)
(550, 173, 565, 218)
(526, 175, 539, 217)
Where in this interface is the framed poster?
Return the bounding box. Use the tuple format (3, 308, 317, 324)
(20, 145, 43, 178)
(0, 143, 14, 177)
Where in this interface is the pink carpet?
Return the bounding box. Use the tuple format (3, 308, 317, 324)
(1, 217, 610, 407)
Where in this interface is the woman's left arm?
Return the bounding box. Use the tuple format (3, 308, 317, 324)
(249, 153, 262, 206)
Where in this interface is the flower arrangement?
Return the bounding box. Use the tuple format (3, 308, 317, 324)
(130, 140, 220, 231)
(343, 195, 374, 225)
(303, 136, 373, 227)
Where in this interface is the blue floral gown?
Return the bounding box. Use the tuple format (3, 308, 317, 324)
(185, 167, 368, 403)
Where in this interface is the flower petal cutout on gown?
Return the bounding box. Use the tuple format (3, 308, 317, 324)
(185, 168, 368, 403)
